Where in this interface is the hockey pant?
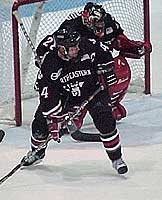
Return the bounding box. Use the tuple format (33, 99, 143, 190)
(87, 90, 122, 161)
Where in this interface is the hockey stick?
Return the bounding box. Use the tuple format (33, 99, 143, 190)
(0, 134, 52, 185)
(13, 10, 42, 68)
(0, 86, 103, 185)
(61, 85, 104, 129)
(60, 85, 105, 141)
(71, 130, 101, 142)
(0, 130, 5, 142)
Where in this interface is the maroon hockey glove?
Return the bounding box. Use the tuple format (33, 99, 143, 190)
(47, 119, 60, 142)
(47, 115, 66, 142)
(142, 42, 152, 54)
(68, 106, 87, 129)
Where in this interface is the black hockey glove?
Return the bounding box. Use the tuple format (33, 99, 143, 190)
(97, 63, 117, 88)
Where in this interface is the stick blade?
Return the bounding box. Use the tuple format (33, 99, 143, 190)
(71, 130, 101, 142)
(0, 130, 5, 142)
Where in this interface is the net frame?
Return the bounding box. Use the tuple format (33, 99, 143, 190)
(0, 0, 151, 126)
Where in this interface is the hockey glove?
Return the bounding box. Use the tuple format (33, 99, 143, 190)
(61, 114, 78, 134)
(47, 113, 79, 141)
(47, 115, 66, 142)
(47, 119, 60, 142)
(63, 106, 87, 130)
(97, 62, 117, 88)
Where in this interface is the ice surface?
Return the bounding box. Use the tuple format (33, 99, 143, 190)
(0, 94, 162, 200)
(0, 0, 162, 199)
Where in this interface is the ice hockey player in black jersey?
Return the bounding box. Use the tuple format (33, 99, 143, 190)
(36, 2, 151, 123)
(21, 27, 128, 174)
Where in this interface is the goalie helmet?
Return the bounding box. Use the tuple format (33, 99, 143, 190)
(54, 27, 81, 48)
(82, 2, 106, 37)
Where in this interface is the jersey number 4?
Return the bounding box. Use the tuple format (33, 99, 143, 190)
(41, 87, 48, 98)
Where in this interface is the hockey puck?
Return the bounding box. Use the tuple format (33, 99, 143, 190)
(0, 130, 5, 142)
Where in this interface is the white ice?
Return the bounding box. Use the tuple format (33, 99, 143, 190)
(0, 94, 162, 200)
(1, 0, 162, 199)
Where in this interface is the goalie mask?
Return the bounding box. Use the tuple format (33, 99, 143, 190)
(82, 2, 106, 38)
(54, 27, 81, 60)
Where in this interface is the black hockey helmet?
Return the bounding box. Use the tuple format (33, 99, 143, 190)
(54, 27, 81, 49)
(82, 2, 106, 29)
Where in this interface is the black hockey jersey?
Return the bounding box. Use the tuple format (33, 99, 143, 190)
(59, 12, 123, 43)
(36, 12, 123, 61)
(37, 38, 114, 116)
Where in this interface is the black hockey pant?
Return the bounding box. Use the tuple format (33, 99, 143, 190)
(87, 90, 122, 161)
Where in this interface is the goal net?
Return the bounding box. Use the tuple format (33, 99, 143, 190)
(0, 0, 150, 126)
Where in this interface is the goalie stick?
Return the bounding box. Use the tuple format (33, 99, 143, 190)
(0, 85, 103, 185)
(13, 10, 42, 68)
(0, 130, 5, 142)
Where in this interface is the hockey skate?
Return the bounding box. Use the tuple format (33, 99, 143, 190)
(21, 150, 45, 166)
(112, 158, 128, 174)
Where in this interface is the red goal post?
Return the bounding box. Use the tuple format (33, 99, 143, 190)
(0, 0, 151, 126)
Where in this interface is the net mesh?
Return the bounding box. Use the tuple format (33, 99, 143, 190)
(0, 0, 146, 123)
